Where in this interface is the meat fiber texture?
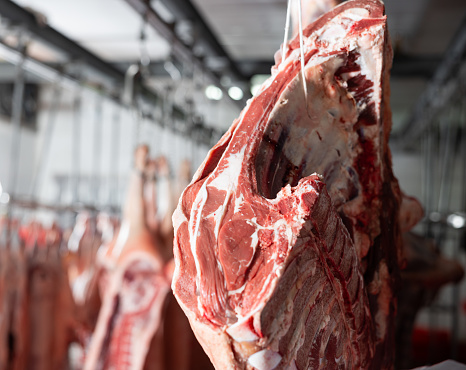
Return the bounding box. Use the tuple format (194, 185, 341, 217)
(172, 0, 401, 369)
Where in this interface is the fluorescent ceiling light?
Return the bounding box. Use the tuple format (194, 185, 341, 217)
(228, 86, 243, 101)
(205, 85, 223, 101)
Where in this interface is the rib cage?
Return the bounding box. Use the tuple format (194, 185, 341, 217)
(260, 176, 373, 369)
(172, 1, 400, 369)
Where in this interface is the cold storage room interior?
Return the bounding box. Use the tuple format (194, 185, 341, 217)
(0, 0, 465, 369)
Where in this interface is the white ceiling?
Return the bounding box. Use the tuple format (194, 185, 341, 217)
(11, 0, 466, 65)
(191, 0, 288, 60)
(13, 0, 171, 62)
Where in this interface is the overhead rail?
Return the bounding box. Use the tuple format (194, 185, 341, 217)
(124, 0, 249, 105)
(392, 16, 466, 149)
(154, 0, 245, 81)
(0, 0, 225, 146)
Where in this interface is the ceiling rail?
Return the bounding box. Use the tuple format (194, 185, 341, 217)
(124, 0, 249, 106)
(392, 16, 466, 149)
(0, 0, 224, 145)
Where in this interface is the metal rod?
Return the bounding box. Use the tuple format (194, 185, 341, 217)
(7, 37, 27, 199)
(30, 81, 62, 198)
(110, 105, 121, 206)
(71, 88, 82, 203)
(451, 262, 460, 360)
(0, 2, 221, 146)
(93, 93, 104, 204)
(123, 0, 248, 107)
(424, 125, 434, 238)
(437, 106, 455, 213)
(461, 97, 466, 214)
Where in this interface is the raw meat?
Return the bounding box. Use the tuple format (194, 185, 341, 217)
(172, 1, 401, 369)
(26, 240, 77, 370)
(0, 219, 11, 369)
(84, 146, 169, 370)
(8, 225, 29, 370)
(399, 193, 424, 233)
(83, 239, 169, 370)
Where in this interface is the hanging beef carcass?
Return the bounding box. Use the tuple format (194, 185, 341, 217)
(172, 0, 401, 369)
(84, 145, 170, 370)
(26, 237, 78, 370)
(0, 219, 11, 369)
(8, 221, 29, 370)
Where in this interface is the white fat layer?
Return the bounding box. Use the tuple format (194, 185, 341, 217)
(264, 55, 361, 209)
(356, 26, 384, 118)
(316, 8, 370, 44)
(112, 220, 130, 258)
(209, 147, 247, 239)
(188, 180, 209, 315)
(234, 193, 245, 213)
(188, 146, 247, 314)
(209, 147, 246, 192)
(226, 316, 260, 342)
(248, 349, 282, 370)
(228, 283, 247, 296)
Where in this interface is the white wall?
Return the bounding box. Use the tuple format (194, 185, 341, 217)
(1, 83, 214, 211)
(0, 117, 38, 196)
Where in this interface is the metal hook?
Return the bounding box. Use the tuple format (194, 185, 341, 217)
(122, 64, 140, 107)
(7, 30, 28, 201)
(139, 19, 151, 69)
(30, 77, 62, 199)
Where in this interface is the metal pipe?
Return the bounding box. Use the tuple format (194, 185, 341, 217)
(7, 36, 27, 198)
(30, 81, 62, 198)
(110, 105, 121, 206)
(437, 106, 456, 213)
(92, 93, 104, 204)
(0, 2, 221, 146)
(71, 88, 82, 203)
(123, 0, 247, 107)
(450, 102, 464, 359)
(424, 125, 434, 238)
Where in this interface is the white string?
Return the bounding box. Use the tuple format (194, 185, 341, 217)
(297, 0, 308, 102)
(281, 0, 292, 65)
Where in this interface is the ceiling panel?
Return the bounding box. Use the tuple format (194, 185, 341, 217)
(191, 0, 287, 60)
(12, 0, 171, 62)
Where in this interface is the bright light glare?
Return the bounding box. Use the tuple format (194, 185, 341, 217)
(429, 212, 442, 223)
(250, 74, 270, 96)
(205, 85, 223, 101)
(0, 192, 10, 204)
(228, 86, 243, 101)
(250, 84, 261, 96)
(447, 213, 466, 229)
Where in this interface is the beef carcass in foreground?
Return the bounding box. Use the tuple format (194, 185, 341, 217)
(172, 0, 401, 369)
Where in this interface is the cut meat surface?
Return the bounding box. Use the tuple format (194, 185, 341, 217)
(172, 0, 401, 369)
